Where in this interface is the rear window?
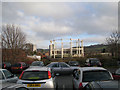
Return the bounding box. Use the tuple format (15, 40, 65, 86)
(31, 62, 44, 66)
(12, 63, 21, 67)
(83, 70, 112, 82)
(21, 71, 49, 81)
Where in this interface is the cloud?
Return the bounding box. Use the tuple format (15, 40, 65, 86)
(2, 2, 118, 48)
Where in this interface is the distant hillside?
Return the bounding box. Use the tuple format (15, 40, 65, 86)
(37, 44, 109, 54)
(84, 44, 109, 54)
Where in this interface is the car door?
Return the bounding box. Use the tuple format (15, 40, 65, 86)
(60, 62, 72, 74)
(2, 69, 18, 83)
(51, 63, 61, 74)
(73, 69, 81, 89)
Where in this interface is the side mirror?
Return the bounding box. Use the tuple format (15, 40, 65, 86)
(75, 75, 79, 80)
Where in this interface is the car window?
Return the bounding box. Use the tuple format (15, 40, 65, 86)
(21, 71, 49, 80)
(12, 63, 21, 67)
(31, 61, 44, 66)
(60, 63, 69, 67)
(3, 70, 13, 79)
(84, 84, 92, 90)
(52, 63, 58, 67)
(0, 71, 4, 80)
(83, 70, 112, 82)
(116, 68, 120, 75)
(22, 63, 26, 66)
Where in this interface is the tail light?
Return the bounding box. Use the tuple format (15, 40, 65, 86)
(48, 71, 51, 79)
(79, 83, 83, 90)
(4, 64, 6, 68)
(20, 66, 23, 69)
(19, 71, 24, 79)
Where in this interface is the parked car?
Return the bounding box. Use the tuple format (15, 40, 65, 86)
(112, 68, 120, 80)
(17, 66, 56, 89)
(85, 58, 102, 67)
(84, 80, 120, 90)
(0, 69, 18, 83)
(47, 62, 78, 75)
(2, 62, 12, 71)
(73, 67, 113, 90)
(1, 82, 29, 90)
(68, 61, 80, 67)
(11, 62, 28, 73)
(30, 61, 44, 67)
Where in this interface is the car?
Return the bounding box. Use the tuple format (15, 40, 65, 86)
(68, 61, 80, 67)
(1, 82, 29, 90)
(84, 80, 120, 90)
(85, 58, 102, 67)
(30, 61, 44, 67)
(11, 62, 28, 73)
(112, 68, 120, 80)
(17, 66, 56, 89)
(0, 69, 18, 83)
(47, 62, 76, 75)
(73, 67, 113, 90)
(2, 62, 12, 71)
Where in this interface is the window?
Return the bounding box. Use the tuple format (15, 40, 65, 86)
(60, 63, 69, 67)
(83, 70, 112, 82)
(116, 68, 120, 75)
(52, 63, 58, 67)
(0, 71, 4, 80)
(3, 70, 13, 79)
(21, 71, 49, 80)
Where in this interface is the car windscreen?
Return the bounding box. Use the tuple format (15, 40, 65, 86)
(12, 63, 21, 67)
(31, 62, 44, 66)
(21, 71, 49, 81)
(83, 70, 112, 82)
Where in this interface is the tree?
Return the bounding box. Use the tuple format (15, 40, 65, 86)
(106, 30, 120, 59)
(2, 24, 27, 63)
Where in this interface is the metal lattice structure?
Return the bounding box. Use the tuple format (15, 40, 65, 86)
(49, 38, 84, 58)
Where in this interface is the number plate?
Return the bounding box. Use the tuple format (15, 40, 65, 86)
(27, 84, 41, 87)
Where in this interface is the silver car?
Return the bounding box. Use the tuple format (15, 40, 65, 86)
(17, 66, 56, 89)
(0, 69, 18, 83)
(73, 67, 113, 90)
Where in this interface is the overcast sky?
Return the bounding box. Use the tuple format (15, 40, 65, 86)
(2, 2, 118, 49)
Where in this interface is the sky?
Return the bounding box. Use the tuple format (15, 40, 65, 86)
(2, 1, 118, 49)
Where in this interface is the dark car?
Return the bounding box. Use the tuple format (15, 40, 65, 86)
(30, 61, 44, 67)
(11, 62, 28, 73)
(2, 62, 12, 71)
(68, 61, 80, 67)
(47, 62, 73, 75)
(85, 58, 102, 67)
(84, 80, 120, 90)
(112, 68, 120, 80)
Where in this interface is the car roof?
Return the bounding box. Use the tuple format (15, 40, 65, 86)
(24, 66, 50, 71)
(79, 67, 106, 71)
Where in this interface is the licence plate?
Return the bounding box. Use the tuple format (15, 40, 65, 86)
(27, 84, 41, 87)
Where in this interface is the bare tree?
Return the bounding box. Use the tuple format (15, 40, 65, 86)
(2, 24, 27, 63)
(2, 24, 26, 49)
(106, 30, 120, 58)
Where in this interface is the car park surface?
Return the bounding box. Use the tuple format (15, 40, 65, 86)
(17, 66, 56, 89)
(73, 67, 113, 90)
(0, 69, 18, 83)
